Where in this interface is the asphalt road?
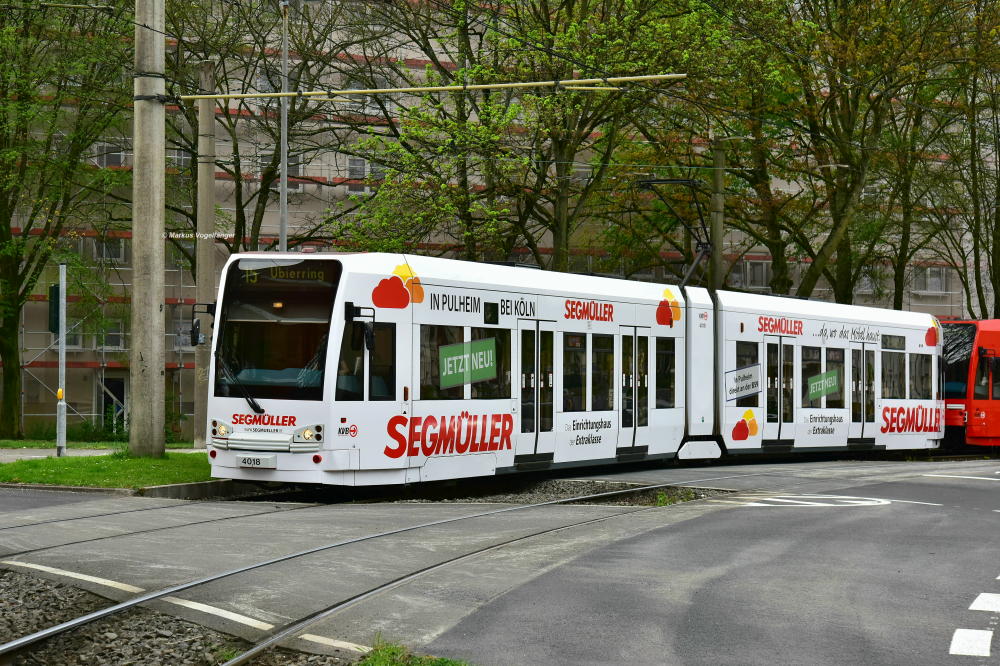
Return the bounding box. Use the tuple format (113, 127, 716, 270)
(1, 457, 998, 664)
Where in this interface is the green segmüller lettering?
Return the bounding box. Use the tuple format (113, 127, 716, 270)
(440, 338, 497, 388)
(808, 369, 839, 400)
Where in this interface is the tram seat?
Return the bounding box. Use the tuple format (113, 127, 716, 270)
(370, 377, 391, 400)
(336, 376, 362, 401)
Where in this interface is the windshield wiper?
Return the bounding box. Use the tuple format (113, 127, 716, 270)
(219, 357, 265, 415)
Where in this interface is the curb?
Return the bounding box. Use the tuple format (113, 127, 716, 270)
(0, 479, 264, 500)
(0, 483, 135, 495)
(136, 479, 263, 500)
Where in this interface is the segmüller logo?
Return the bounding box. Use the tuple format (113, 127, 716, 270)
(372, 264, 424, 308)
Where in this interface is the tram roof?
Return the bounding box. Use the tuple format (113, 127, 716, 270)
(716, 289, 936, 327)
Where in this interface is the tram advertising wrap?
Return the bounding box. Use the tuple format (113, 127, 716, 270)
(203, 253, 945, 486)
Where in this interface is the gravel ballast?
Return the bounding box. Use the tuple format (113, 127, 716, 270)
(0, 570, 356, 665)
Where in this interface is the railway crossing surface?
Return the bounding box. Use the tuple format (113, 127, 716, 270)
(1, 456, 998, 664)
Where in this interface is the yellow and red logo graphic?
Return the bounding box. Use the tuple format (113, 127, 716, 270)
(372, 264, 425, 309)
(656, 288, 682, 327)
(731, 409, 759, 441)
(925, 319, 940, 347)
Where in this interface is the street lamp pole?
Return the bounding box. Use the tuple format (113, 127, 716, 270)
(278, 0, 289, 252)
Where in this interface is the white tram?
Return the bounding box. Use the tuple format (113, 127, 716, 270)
(205, 253, 943, 485)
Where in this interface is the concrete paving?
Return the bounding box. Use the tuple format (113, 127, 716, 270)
(2, 457, 999, 664)
(0, 448, 112, 463)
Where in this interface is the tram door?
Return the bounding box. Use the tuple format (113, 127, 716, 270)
(620, 326, 651, 450)
(849, 344, 877, 440)
(515, 320, 555, 456)
(763, 335, 795, 441)
(966, 352, 1000, 440)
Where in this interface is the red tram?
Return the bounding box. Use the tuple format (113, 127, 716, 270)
(942, 319, 1000, 447)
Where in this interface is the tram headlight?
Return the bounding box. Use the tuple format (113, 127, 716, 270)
(293, 424, 324, 447)
(216, 423, 230, 437)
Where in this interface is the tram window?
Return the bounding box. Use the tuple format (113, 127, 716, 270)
(471, 328, 511, 399)
(369, 323, 395, 401)
(419, 325, 464, 400)
(909, 353, 932, 400)
(655, 338, 675, 408)
(591, 334, 614, 411)
(826, 348, 845, 409)
(335, 322, 365, 401)
(735, 341, 759, 408)
(882, 335, 906, 350)
(801, 346, 822, 408)
(563, 333, 587, 412)
(973, 359, 989, 400)
(943, 323, 975, 398)
(882, 351, 906, 399)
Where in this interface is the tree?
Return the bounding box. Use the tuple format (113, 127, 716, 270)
(0, 4, 131, 438)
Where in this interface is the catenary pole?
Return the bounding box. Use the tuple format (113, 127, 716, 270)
(130, 0, 166, 457)
(710, 140, 724, 291)
(56, 263, 66, 457)
(194, 60, 216, 449)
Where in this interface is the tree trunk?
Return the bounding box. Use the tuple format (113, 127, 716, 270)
(0, 314, 23, 439)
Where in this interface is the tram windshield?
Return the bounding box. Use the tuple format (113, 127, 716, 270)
(214, 258, 341, 401)
(943, 323, 976, 399)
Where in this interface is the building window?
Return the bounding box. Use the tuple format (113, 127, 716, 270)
(90, 142, 128, 168)
(913, 266, 949, 293)
(347, 157, 367, 192)
(260, 153, 302, 190)
(99, 320, 125, 350)
(95, 238, 125, 263)
(167, 148, 193, 172)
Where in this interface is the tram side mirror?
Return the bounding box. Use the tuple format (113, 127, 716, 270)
(190, 318, 204, 346)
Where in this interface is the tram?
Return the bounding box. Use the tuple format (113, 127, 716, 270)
(941, 319, 1000, 446)
(203, 253, 944, 486)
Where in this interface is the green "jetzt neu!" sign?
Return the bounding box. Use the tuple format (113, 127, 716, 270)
(439, 338, 497, 388)
(807, 369, 839, 400)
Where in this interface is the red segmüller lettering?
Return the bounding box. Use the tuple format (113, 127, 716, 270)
(385, 413, 514, 458)
(757, 316, 803, 335)
(231, 413, 297, 426)
(564, 299, 614, 322)
(880, 405, 942, 433)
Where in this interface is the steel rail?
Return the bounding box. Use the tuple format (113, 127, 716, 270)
(223, 505, 658, 665)
(0, 457, 938, 658)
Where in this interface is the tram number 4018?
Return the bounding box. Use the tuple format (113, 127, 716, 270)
(237, 454, 277, 469)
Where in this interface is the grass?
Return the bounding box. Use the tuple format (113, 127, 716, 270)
(0, 451, 211, 489)
(358, 641, 469, 666)
(0, 439, 193, 450)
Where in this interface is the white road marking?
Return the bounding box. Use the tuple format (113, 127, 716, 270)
(0, 560, 370, 651)
(923, 474, 1000, 482)
(1, 560, 144, 593)
(949, 629, 993, 657)
(300, 634, 371, 653)
(162, 597, 274, 631)
(970, 593, 1000, 613)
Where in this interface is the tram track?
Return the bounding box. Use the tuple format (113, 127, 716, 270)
(1, 456, 990, 663)
(0, 479, 722, 661)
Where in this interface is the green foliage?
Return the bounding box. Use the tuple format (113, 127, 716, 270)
(0, 452, 211, 489)
(359, 640, 470, 666)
